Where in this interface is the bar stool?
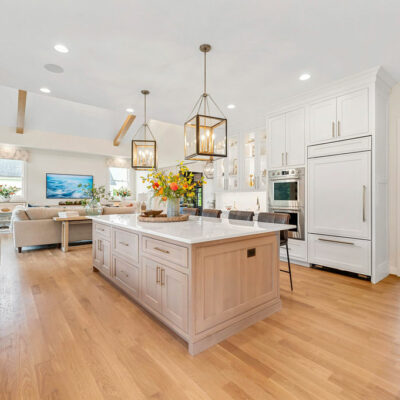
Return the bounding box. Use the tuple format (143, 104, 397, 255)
(228, 210, 254, 221)
(258, 212, 293, 291)
(182, 207, 200, 216)
(202, 209, 222, 218)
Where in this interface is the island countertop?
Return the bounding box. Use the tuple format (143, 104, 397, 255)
(90, 214, 295, 244)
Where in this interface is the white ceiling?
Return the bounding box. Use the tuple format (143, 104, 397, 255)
(1, 0, 399, 138)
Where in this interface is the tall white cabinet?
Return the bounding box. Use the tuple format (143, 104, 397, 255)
(266, 67, 395, 283)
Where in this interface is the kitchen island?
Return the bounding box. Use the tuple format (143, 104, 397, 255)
(91, 214, 294, 355)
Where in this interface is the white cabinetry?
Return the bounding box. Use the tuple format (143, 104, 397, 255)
(93, 238, 111, 275)
(308, 150, 371, 240)
(309, 88, 369, 145)
(267, 108, 305, 169)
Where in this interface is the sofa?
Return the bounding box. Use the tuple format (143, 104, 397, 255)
(12, 206, 137, 252)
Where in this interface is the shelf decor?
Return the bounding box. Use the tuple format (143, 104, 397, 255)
(131, 90, 157, 170)
(184, 44, 227, 162)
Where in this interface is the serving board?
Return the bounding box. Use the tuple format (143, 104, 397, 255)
(138, 214, 189, 223)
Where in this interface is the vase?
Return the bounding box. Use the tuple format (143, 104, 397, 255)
(166, 197, 180, 218)
(85, 200, 102, 216)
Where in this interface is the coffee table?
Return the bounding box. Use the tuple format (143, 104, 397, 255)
(53, 216, 91, 252)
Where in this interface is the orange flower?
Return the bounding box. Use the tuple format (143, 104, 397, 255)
(169, 182, 178, 191)
(158, 187, 164, 195)
(161, 196, 167, 202)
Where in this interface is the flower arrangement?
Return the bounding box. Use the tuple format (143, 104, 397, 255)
(142, 163, 206, 202)
(0, 184, 19, 200)
(114, 186, 131, 200)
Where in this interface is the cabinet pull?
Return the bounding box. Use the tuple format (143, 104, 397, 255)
(318, 238, 354, 246)
(281, 153, 284, 166)
(119, 241, 129, 247)
(161, 268, 165, 286)
(337, 121, 341, 136)
(97, 227, 104, 231)
(154, 246, 170, 254)
(286, 152, 288, 165)
(332, 122, 335, 137)
(98, 240, 102, 251)
(363, 185, 366, 222)
(156, 266, 161, 284)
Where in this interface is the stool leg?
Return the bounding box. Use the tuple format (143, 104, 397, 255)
(286, 242, 293, 291)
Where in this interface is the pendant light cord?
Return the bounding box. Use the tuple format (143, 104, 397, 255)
(144, 92, 147, 140)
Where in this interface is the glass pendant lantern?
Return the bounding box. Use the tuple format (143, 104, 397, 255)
(184, 44, 227, 161)
(131, 90, 157, 170)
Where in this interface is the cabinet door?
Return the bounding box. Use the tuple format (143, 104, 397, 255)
(141, 257, 162, 313)
(114, 256, 140, 299)
(93, 239, 103, 268)
(161, 267, 188, 332)
(268, 115, 286, 168)
(309, 98, 337, 144)
(308, 151, 371, 239)
(285, 108, 305, 166)
(337, 88, 369, 139)
(100, 240, 111, 275)
(227, 136, 240, 191)
(242, 131, 256, 191)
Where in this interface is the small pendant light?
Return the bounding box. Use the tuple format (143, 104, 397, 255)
(184, 44, 227, 161)
(131, 90, 157, 170)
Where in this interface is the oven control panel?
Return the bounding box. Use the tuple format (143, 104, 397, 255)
(269, 168, 303, 179)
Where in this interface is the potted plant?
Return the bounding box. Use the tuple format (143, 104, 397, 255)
(142, 163, 206, 217)
(114, 186, 131, 201)
(78, 183, 109, 216)
(0, 185, 19, 201)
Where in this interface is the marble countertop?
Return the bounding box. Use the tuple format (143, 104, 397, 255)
(90, 214, 296, 244)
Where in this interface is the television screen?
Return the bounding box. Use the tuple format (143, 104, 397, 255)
(46, 173, 93, 199)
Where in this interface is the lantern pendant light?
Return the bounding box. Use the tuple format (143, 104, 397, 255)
(131, 90, 157, 170)
(184, 44, 227, 161)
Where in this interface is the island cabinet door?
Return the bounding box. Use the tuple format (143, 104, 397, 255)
(193, 235, 279, 334)
(100, 240, 111, 275)
(93, 239, 103, 268)
(161, 266, 188, 332)
(141, 257, 162, 313)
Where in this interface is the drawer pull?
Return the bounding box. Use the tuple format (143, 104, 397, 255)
(332, 121, 335, 137)
(156, 266, 161, 284)
(318, 238, 354, 246)
(161, 268, 165, 286)
(119, 241, 129, 247)
(97, 228, 104, 231)
(154, 247, 170, 254)
(362, 185, 366, 222)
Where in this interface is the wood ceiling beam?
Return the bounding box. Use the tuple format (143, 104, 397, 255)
(114, 115, 136, 146)
(16, 90, 27, 134)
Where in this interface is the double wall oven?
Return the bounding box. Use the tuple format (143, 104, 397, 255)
(268, 168, 305, 240)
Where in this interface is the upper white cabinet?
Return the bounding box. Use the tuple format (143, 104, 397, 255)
(309, 98, 337, 143)
(336, 88, 369, 139)
(267, 108, 305, 169)
(309, 88, 369, 145)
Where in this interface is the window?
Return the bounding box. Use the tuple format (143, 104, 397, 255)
(0, 159, 25, 200)
(109, 167, 131, 198)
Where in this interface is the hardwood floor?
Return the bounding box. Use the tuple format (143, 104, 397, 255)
(1, 234, 399, 400)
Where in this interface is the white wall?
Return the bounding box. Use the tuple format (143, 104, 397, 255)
(25, 148, 110, 205)
(389, 83, 400, 276)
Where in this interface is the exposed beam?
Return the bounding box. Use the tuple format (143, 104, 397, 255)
(113, 115, 136, 146)
(16, 90, 27, 134)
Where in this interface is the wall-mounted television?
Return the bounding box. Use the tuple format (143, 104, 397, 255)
(46, 173, 93, 199)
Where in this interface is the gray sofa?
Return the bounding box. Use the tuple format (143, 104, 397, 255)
(12, 206, 136, 252)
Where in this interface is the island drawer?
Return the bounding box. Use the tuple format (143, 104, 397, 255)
(94, 223, 111, 240)
(142, 236, 188, 268)
(113, 229, 139, 264)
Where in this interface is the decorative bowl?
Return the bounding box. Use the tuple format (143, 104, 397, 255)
(141, 210, 163, 217)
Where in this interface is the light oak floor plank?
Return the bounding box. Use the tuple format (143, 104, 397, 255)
(1, 234, 399, 400)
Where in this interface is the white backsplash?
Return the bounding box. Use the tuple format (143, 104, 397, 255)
(216, 191, 267, 212)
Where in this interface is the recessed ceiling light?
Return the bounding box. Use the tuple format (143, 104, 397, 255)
(54, 44, 69, 53)
(44, 63, 64, 73)
(227, 104, 236, 109)
(126, 108, 134, 113)
(299, 73, 311, 81)
(40, 87, 51, 94)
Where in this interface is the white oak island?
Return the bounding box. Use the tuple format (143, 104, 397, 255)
(91, 214, 294, 355)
